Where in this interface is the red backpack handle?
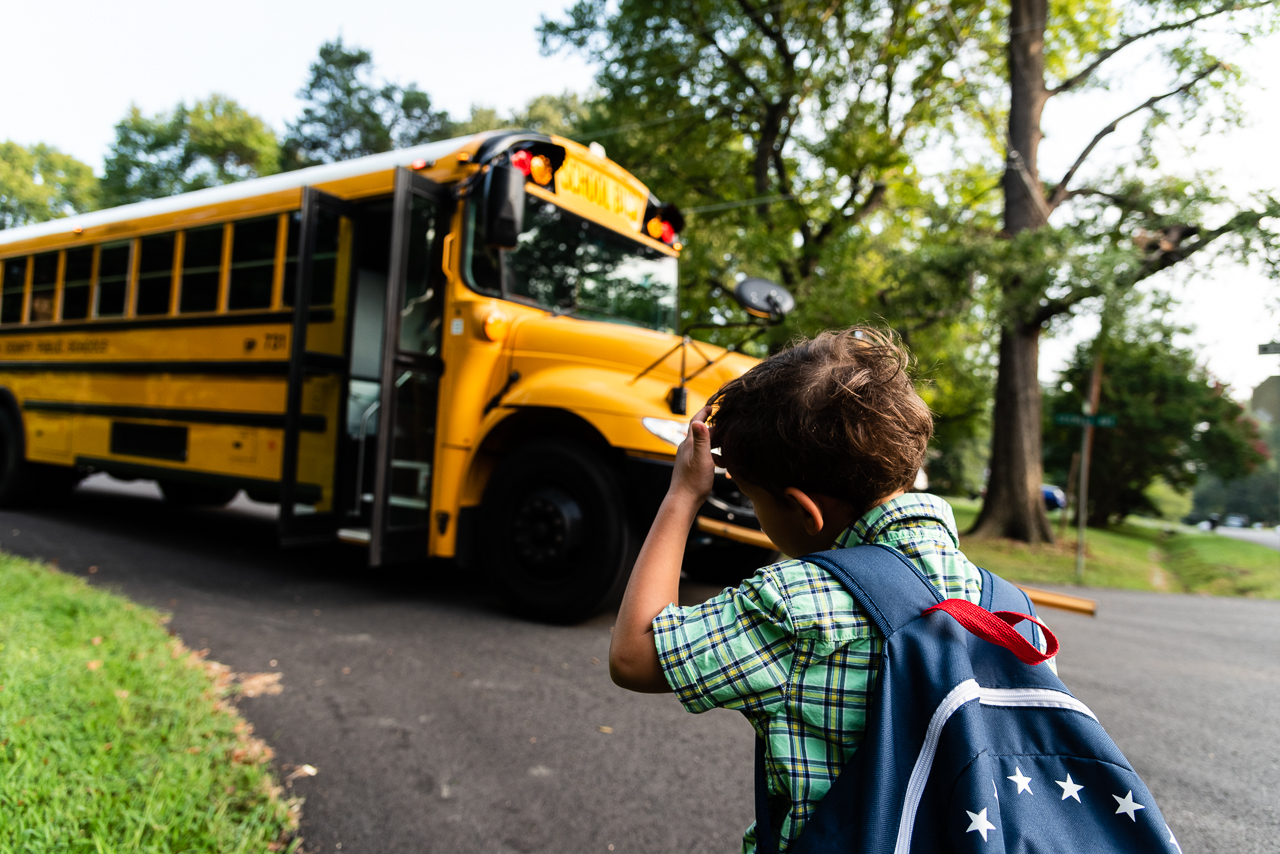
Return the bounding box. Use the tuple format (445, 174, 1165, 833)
(922, 599, 1059, 665)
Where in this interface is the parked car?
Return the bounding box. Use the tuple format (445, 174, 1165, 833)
(1223, 514, 1248, 528)
(1041, 484, 1068, 511)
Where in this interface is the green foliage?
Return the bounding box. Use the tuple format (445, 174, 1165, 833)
(1043, 305, 1267, 526)
(453, 92, 591, 137)
(0, 142, 98, 229)
(540, 0, 1003, 453)
(0, 554, 297, 851)
(1143, 477, 1194, 522)
(101, 95, 279, 208)
(1194, 415, 1279, 526)
(282, 38, 452, 168)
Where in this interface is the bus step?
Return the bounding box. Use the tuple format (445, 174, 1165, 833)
(337, 527, 371, 545)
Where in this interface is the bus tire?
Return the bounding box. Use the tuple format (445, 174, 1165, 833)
(159, 480, 239, 507)
(481, 439, 637, 623)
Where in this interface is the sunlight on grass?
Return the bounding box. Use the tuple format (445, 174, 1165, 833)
(0, 553, 299, 852)
(941, 496, 1280, 598)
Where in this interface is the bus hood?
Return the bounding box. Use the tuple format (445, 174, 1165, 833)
(503, 315, 758, 422)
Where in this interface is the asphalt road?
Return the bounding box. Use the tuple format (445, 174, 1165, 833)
(5, 476, 1279, 853)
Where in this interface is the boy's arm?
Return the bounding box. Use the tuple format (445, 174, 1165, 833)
(609, 406, 715, 693)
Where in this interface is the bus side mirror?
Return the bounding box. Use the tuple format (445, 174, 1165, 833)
(733, 277, 795, 320)
(484, 165, 525, 249)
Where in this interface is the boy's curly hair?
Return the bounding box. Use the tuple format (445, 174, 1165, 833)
(708, 326, 932, 515)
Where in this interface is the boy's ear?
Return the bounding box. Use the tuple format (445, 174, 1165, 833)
(784, 487, 825, 536)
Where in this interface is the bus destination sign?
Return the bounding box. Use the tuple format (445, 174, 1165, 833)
(555, 156, 646, 232)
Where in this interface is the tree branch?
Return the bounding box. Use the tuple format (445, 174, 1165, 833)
(1046, 64, 1220, 212)
(1048, 4, 1258, 95)
(734, 0, 795, 68)
(1007, 150, 1053, 226)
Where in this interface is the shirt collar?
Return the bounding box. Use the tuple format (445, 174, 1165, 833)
(833, 493, 960, 549)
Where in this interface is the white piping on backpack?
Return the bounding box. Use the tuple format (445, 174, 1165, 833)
(892, 682, 1099, 854)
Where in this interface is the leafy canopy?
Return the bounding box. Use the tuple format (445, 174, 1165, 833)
(0, 142, 98, 229)
(282, 37, 452, 168)
(101, 95, 279, 208)
(1044, 302, 1267, 527)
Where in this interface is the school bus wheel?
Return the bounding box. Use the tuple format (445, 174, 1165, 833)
(0, 406, 81, 508)
(480, 439, 638, 623)
(158, 480, 240, 508)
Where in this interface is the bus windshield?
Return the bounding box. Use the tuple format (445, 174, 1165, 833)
(467, 196, 677, 332)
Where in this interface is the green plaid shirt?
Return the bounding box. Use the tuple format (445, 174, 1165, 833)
(653, 493, 984, 853)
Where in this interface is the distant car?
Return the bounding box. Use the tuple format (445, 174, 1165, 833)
(1041, 485, 1067, 511)
(1223, 514, 1248, 528)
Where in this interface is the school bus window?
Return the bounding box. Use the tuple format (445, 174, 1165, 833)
(30, 252, 59, 322)
(96, 241, 131, 318)
(62, 247, 94, 320)
(400, 195, 443, 355)
(462, 203, 502, 298)
(1, 257, 28, 324)
(491, 196, 678, 332)
(228, 216, 277, 311)
(179, 225, 223, 314)
(283, 209, 339, 307)
(136, 233, 175, 316)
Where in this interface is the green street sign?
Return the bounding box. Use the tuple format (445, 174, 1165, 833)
(1053, 412, 1116, 428)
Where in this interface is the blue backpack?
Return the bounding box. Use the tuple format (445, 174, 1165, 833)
(753, 544, 1180, 854)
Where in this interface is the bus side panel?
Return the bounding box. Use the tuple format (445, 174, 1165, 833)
(295, 373, 343, 513)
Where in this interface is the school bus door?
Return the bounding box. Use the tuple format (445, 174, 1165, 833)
(279, 187, 355, 545)
(370, 168, 452, 565)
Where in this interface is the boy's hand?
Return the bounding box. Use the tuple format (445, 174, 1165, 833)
(669, 405, 715, 505)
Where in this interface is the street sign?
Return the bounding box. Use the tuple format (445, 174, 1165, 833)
(1260, 342, 1280, 355)
(1053, 412, 1116, 428)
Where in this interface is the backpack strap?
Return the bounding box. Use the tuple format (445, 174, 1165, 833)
(752, 544, 943, 854)
(977, 565, 1043, 650)
(801, 544, 945, 637)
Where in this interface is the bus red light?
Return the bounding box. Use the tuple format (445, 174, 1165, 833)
(510, 150, 533, 176)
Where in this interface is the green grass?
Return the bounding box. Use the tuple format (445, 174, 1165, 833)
(0, 554, 298, 853)
(943, 496, 1280, 598)
(1162, 533, 1280, 598)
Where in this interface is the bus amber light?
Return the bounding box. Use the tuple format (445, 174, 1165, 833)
(529, 155, 554, 186)
(483, 310, 511, 342)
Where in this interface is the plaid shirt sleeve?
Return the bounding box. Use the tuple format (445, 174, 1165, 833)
(651, 565, 799, 715)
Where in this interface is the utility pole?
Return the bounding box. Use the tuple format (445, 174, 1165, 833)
(1260, 338, 1280, 533)
(1076, 352, 1105, 583)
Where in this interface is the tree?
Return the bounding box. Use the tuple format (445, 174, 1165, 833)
(0, 142, 98, 229)
(969, 0, 1280, 542)
(282, 38, 452, 168)
(101, 95, 279, 207)
(539, 0, 1005, 458)
(1192, 418, 1280, 525)
(1043, 309, 1267, 526)
(452, 93, 592, 137)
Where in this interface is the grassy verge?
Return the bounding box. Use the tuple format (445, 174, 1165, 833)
(943, 496, 1280, 598)
(1161, 533, 1280, 598)
(0, 553, 299, 852)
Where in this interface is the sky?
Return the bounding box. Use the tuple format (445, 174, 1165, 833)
(2, 0, 1276, 398)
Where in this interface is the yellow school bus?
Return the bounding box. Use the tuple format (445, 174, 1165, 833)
(0, 131, 774, 620)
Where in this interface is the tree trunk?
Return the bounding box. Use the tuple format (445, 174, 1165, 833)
(970, 322, 1054, 542)
(971, 0, 1055, 542)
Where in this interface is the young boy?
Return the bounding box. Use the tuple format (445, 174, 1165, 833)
(609, 327, 986, 853)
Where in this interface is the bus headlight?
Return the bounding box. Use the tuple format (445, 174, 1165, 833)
(642, 417, 689, 447)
